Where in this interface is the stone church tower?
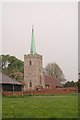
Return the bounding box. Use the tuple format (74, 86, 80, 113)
(24, 26, 45, 90)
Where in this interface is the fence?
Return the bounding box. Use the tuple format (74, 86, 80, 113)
(2, 87, 78, 96)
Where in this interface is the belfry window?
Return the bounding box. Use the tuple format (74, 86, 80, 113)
(29, 80, 32, 87)
(29, 60, 32, 65)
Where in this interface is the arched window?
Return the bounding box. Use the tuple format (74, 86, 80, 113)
(29, 60, 32, 65)
(29, 80, 32, 87)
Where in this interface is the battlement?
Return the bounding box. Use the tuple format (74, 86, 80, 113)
(24, 53, 42, 59)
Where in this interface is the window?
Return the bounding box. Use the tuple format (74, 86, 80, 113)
(40, 75, 42, 85)
(40, 75, 41, 80)
(29, 60, 32, 65)
(29, 80, 32, 87)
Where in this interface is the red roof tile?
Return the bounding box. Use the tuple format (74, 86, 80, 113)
(44, 75, 63, 87)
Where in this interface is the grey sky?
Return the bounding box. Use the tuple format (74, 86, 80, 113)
(2, 2, 78, 81)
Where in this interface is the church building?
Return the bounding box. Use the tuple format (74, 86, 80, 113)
(24, 26, 63, 90)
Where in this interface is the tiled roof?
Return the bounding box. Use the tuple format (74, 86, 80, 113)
(44, 75, 63, 87)
(0, 73, 21, 85)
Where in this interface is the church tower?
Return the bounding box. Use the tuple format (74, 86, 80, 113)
(24, 26, 44, 90)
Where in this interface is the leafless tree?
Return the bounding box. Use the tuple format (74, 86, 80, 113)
(45, 62, 65, 82)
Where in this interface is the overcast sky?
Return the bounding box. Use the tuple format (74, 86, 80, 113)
(2, 2, 78, 81)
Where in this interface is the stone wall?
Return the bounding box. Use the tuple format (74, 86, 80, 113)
(24, 53, 44, 90)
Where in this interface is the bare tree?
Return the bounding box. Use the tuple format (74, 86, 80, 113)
(45, 62, 65, 82)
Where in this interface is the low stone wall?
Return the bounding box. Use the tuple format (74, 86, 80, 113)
(2, 87, 78, 96)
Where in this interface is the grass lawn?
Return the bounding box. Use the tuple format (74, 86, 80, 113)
(2, 94, 78, 118)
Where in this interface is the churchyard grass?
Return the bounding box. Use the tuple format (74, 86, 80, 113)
(2, 94, 78, 118)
